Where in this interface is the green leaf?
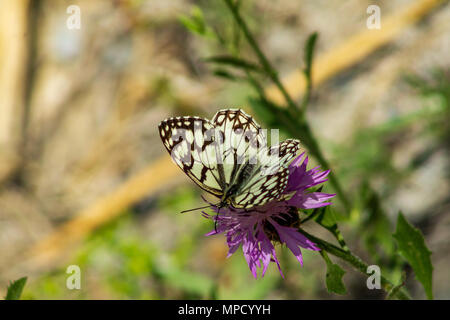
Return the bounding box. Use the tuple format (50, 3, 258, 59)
(178, 6, 215, 38)
(212, 68, 238, 81)
(178, 15, 201, 34)
(303, 32, 318, 79)
(326, 264, 347, 295)
(5, 277, 27, 300)
(314, 205, 336, 228)
(204, 55, 262, 73)
(320, 252, 347, 295)
(393, 212, 433, 299)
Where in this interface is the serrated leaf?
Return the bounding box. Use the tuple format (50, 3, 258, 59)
(321, 252, 347, 295)
(326, 264, 347, 295)
(5, 277, 27, 300)
(393, 212, 433, 299)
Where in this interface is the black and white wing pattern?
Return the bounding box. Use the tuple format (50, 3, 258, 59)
(158, 109, 300, 209)
(159, 115, 223, 197)
(233, 139, 300, 208)
(211, 109, 266, 188)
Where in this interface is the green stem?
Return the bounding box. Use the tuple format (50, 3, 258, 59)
(298, 228, 411, 300)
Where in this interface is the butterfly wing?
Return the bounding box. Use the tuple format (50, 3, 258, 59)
(232, 139, 300, 208)
(158, 116, 224, 197)
(212, 109, 266, 187)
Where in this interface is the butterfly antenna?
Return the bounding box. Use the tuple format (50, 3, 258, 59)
(180, 204, 212, 214)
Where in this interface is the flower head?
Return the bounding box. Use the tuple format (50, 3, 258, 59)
(203, 152, 335, 278)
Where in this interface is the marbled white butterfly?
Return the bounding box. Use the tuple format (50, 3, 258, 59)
(158, 109, 300, 209)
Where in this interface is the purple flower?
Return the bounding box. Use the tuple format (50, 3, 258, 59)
(203, 153, 335, 278)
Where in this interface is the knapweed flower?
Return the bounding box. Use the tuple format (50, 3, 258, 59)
(203, 152, 335, 278)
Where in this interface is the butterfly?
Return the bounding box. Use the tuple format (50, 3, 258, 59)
(158, 109, 300, 210)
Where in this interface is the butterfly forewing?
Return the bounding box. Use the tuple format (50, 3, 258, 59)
(158, 116, 223, 197)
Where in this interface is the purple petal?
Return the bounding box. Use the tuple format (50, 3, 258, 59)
(242, 231, 258, 278)
(270, 245, 284, 278)
(256, 227, 275, 277)
(289, 152, 306, 168)
(288, 192, 336, 209)
(269, 220, 320, 268)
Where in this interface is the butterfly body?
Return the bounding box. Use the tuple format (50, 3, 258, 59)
(219, 161, 255, 207)
(158, 109, 300, 210)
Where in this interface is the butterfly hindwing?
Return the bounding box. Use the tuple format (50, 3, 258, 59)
(233, 167, 290, 208)
(233, 139, 300, 208)
(212, 109, 266, 186)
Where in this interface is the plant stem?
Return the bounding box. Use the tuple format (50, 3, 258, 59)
(222, 0, 351, 212)
(298, 228, 411, 300)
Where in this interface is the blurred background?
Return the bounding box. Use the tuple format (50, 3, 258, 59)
(0, 0, 449, 299)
